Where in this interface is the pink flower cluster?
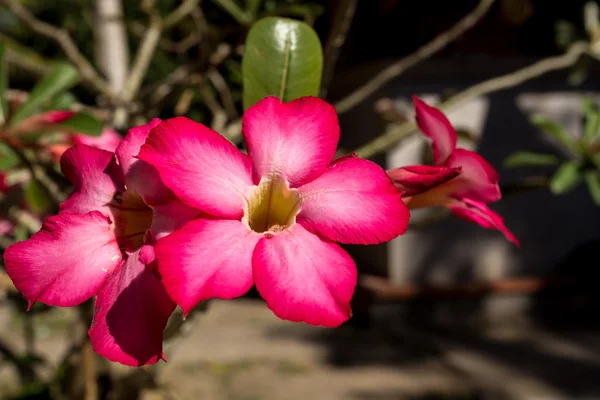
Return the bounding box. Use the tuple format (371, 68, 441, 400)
(3, 96, 516, 366)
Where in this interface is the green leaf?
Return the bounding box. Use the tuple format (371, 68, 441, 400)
(57, 111, 103, 136)
(242, 17, 323, 110)
(0, 41, 8, 125)
(45, 91, 77, 111)
(23, 179, 52, 213)
(549, 161, 581, 194)
(9, 63, 79, 126)
(0, 142, 19, 170)
(503, 151, 560, 169)
(530, 114, 575, 152)
(585, 170, 600, 206)
(582, 95, 600, 144)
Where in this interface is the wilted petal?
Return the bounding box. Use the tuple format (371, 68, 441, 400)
(387, 164, 462, 197)
(60, 145, 124, 215)
(3, 212, 122, 307)
(243, 96, 339, 186)
(252, 223, 357, 327)
(446, 149, 501, 203)
(297, 155, 408, 245)
(138, 117, 253, 219)
(155, 219, 258, 315)
(413, 96, 456, 164)
(89, 250, 176, 366)
(12, 111, 76, 135)
(448, 199, 519, 246)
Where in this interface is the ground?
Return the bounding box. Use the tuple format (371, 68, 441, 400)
(1, 298, 600, 400)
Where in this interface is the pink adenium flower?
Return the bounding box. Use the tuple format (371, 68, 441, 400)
(138, 96, 409, 327)
(4, 119, 200, 366)
(48, 127, 122, 161)
(387, 96, 519, 246)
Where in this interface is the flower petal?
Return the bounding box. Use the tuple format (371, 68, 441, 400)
(243, 96, 339, 186)
(446, 149, 501, 203)
(3, 212, 122, 307)
(447, 199, 519, 246)
(116, 119, 174, 205)
(74, 128, 122, 153)
(413, 96, 457, 164)
(89, 250, 176, 367)
(60, 144, 124, 215)
(138, 117, 253, 219)
(253, 223, 357, 327)
(155, 219, 258, 315)
(297, 155, 408, 245)
(387, 164, 462, 197)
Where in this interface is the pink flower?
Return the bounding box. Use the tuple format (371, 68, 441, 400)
(387, 96, 519, 246)
(138, 96, 409, 327)
(3, 119, 200, 366)
(48, 128, 122, 161)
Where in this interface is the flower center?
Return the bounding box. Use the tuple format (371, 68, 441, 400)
(243, 176, 301, 234)
(108, 191, 153, 252)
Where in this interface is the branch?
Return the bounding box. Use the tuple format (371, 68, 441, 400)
(334, 0, 496, 114)
(320, 0, 358, 98)
(94, 0, 129, 91)
(354, 42, 590, 159)
(0, 0, 113, 97)
(117, 0, 199, 125)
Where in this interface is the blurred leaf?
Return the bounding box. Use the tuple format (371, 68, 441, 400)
(24, 179, 51, 213)
(0, 142, 19, 170)
(57, 111, 103, 136)
(242, 17, 323, 110)
(0, 41, 8, 125)
(585, 170, 600, 206)
(582, 95, 600, 144)
(555, 19, 577, 51)
(14, 223, 28, 242)
(503, 151, 560, 168)
(530, 114, 575, 152)
(10, 63, 79, 126)
(568, 55, 591, 86)
(45, 91, 77, 111)
(549, 161, 581, 194)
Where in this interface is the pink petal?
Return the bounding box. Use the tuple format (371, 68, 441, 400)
(252, 223, 357, 327)
(89, 250, 176, 367)
(3, 212, 122, 308)
(446, 149, 501, 203)
(116, 119, 173, 205)
(155, 218, 258, 315)
(296, 155, 409, 245)
(387, 164, 462, 197)
(74, 128, 122, 153)
(448, 199, 520, 246)
(243, 96, 339, 186)
(413, 96, 457, 164)
(138, 117, 253, 219)
(60, 145, 125, 215)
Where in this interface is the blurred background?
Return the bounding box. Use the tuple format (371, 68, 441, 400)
(2, 0, 600, 399)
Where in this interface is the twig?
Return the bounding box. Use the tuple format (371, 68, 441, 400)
(354, 42, 590, 159)
(163, 0, 200, 29)
(0, 0, 113, 97)
(334, 0, 496, 114)
(82, 340, 98, 400)
(320, 0, 358, 98)
(117, 0, 199, 126)
(208, 0, 252, 26)
(207, 68, 238, 118)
